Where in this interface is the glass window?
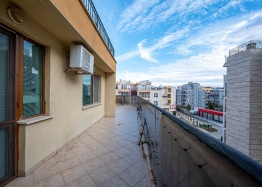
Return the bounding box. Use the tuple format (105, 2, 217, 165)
(23, 40, 43, 117)
(83, 74, 100, 105)
(154, 101, 158, 106)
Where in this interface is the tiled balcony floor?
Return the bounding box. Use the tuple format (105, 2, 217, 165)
(6, 105, 151, 187)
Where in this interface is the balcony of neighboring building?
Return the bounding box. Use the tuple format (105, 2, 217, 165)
(117, 87, 131, 93)
(138, 93, 150, 100)
(137, 87, 151, 92)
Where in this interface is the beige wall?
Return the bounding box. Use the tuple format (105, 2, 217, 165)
(51, 0, 116, 72)
(0, 0, 116, 173)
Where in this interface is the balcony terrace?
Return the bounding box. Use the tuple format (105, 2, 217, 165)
(6, 96, 262, 187)
(6, 104, 151, 187)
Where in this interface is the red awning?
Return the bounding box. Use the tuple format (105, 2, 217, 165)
(198, 108, 223, 116)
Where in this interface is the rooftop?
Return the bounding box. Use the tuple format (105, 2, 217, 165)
(228, 40, 262, 56)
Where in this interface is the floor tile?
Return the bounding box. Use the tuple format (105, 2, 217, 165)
(65, 174, 96, 187)
(82, 157, 105, 173)
(107, 158, 131, 174)
(75, 151, 97, 164)
(133, 175, 151, 187)
(57, 157, 81, 172)
(6, 105, 150, 187)
(113, 147, 132, 158)
(99, 152, 120, 165)
(89, 166, 116, 185)
(55, 146, 75, 162)
(61, 165, 88, 184)
(92, 146, 111, 157)
(34, 158, 60, 183)
(119, 166, 146, 187)
(34, 173, 65, 187)
(100, 176, 129, 187)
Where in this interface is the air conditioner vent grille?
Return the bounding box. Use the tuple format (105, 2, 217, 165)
(70, 45, 94, 74)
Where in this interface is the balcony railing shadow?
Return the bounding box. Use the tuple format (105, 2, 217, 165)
(128, 96, 262, 186)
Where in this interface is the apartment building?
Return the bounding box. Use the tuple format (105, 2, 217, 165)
(0, 0, 116, 185)
(116, 79, 132, 96)
(202, 86, 213, 104)
(149, 86, 170, 111)
(208, 87, 224, 109)
(222, 75, 227, 143)
(224, 40, 262, 162)
(136, 80, 151, 101)
(150, 86, 162, 107)
(176, 82, 206, 109)
(166, 86, 176, 112)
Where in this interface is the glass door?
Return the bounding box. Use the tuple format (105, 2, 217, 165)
(0, 28, 16, 186)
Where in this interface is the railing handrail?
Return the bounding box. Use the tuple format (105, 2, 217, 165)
(229, 40, 262, 57)
(81, 0, 114, 57)
(138, 96, 262, 184)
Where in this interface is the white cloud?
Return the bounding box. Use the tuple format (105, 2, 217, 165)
(115, 49, 139, 64)
(117, 0, 160, 32)
(137, 40, 158, 63)
(117, 11, 262, 87)
(117, 0, 219, 33)
(116, 28, 188, 63)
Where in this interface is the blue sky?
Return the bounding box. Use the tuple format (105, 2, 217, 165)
(93, 0, 262, 87)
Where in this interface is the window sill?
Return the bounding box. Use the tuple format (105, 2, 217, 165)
(82, 103, 101, 110)
(18, 115, 54, 125)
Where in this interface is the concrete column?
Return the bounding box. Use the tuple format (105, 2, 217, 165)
(105, 72, 116, 116)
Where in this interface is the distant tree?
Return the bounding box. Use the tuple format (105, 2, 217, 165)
(207, 101, 216, 109)
(187, 104, 191, 111)
(173, 111, 176, 116)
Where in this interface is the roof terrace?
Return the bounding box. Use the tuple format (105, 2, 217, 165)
(229, 40, 262, 56)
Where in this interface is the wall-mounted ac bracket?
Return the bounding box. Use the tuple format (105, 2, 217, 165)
(63, 68, 92, 75)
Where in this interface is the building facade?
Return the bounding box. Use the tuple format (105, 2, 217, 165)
(136, 80, 151, 101)
(166, 86, 176, 112)
(0, 0, 116, 185)
(224, 40, 262, 162)
(176, 82, 206, 109)
(208, 87, 224, 109)
(116, 79, 132, 96)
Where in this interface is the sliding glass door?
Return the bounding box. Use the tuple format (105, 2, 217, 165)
(0, 28, 16, 186)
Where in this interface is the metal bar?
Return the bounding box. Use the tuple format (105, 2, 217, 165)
(135, 96, 262, 184)
(82, 0, 114, 56)
(229, 40, 262, 57)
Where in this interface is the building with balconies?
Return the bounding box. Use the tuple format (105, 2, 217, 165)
(224, 40, 262, 162)
(116, 79, 132, 96)
(0, 0, 116, 186)
(136, 80, 151, 101)
(176, 82, 206, 109)
(208, 87, 224, 110)
(166, 86, 176, 112)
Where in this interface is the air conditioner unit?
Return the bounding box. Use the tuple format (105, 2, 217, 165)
(70, 45, 94, 74)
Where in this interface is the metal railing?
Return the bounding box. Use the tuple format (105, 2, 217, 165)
(229, 40, 262, 56)
(132, 96, 262, 186)
(81, 0, 114, 56)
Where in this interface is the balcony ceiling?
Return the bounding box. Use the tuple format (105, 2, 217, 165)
(2, 0, 114, 72)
